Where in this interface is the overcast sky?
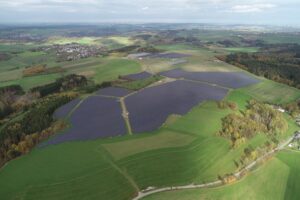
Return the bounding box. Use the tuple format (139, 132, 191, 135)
(0, 0, 299, 25)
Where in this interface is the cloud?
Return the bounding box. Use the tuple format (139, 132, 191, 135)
(231, 3, 276, 13)
(0, 0, 99, 8)
(0, 0, 297, 25)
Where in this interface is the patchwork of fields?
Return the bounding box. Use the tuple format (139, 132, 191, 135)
(1, 34, 300, 200)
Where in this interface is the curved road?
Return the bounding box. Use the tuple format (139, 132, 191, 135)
(132, 135, 294, 200)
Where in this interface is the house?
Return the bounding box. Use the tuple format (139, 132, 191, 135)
(269, 104, 285, 113)
(277, 108, 285, 113)
(294, 131, 300, 140)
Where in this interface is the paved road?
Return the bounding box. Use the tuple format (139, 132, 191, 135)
(132, 135, 294, 200)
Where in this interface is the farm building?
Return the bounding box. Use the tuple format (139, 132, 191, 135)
(294, 131, 300, 139)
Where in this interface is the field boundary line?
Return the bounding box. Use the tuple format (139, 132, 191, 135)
(120, 97, 133, 135)
(159, 74, 232, 91)
(92, 94, 120, 99)
(118, 137, 218, 165)
(66, 97, 87, 119)
(181, 78, 232, 90)
(96, 145, 140, 192)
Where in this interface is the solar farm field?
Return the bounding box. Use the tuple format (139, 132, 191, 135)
(160, 69, 260, 89)
(123, 71, 153, 80)
(53, 98, 82, 119)
(47, 75, 229, 144)
(125, 80, 228, 133)
(46, 67, 261, 145)
(46, 96, 127, 145)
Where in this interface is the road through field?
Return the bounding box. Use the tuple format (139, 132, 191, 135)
(132, 135, 295, 200)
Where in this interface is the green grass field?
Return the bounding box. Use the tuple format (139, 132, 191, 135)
(261, 33, 300, 44)
(237, 79, 300, 104)
(46, 36, 135, 49)
(0, 140, 138, 200)
(102, 130, 196, 160)
(144, 150, 300, 200)
(0, 50, 56, 72)
(114, 75, 162, 90)
(0, 44, 38, 53)
(0, 73, 63, 90)
(130, 44, 249, 74)
(92, 58, 141, 84)
(0, 49, 142, 90)
(46, 37, 100, 45)
(224, 47, 259, 53)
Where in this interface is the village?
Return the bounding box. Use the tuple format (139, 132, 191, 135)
(39, 43, 107, 61)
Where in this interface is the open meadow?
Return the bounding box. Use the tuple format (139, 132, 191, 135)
(143, 150, 300, 200)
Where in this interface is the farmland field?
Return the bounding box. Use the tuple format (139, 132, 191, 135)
(143, 150, 300, 200)
(237, 79, 300, 104)
(0, 73, 63, 90)
(0, 44, 143, 90)
(92, 58, 141, 84)
(115, 75, 162, 90)
(1, 25, 300, 200)
(0, 140, 138, 200)
(96, 87, 133, 97)
(224, 47, 259, 53)
(102, 130, 196, 160)
(47, 37, 100, 45)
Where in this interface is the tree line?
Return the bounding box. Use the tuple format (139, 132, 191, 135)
(219, 100, 288, 148)
(30, 74, 87, 97)
(0, 92, 77, 167)
(219, 44, 300, 90)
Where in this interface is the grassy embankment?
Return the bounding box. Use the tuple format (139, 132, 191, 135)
(143, 150, 300, 200)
